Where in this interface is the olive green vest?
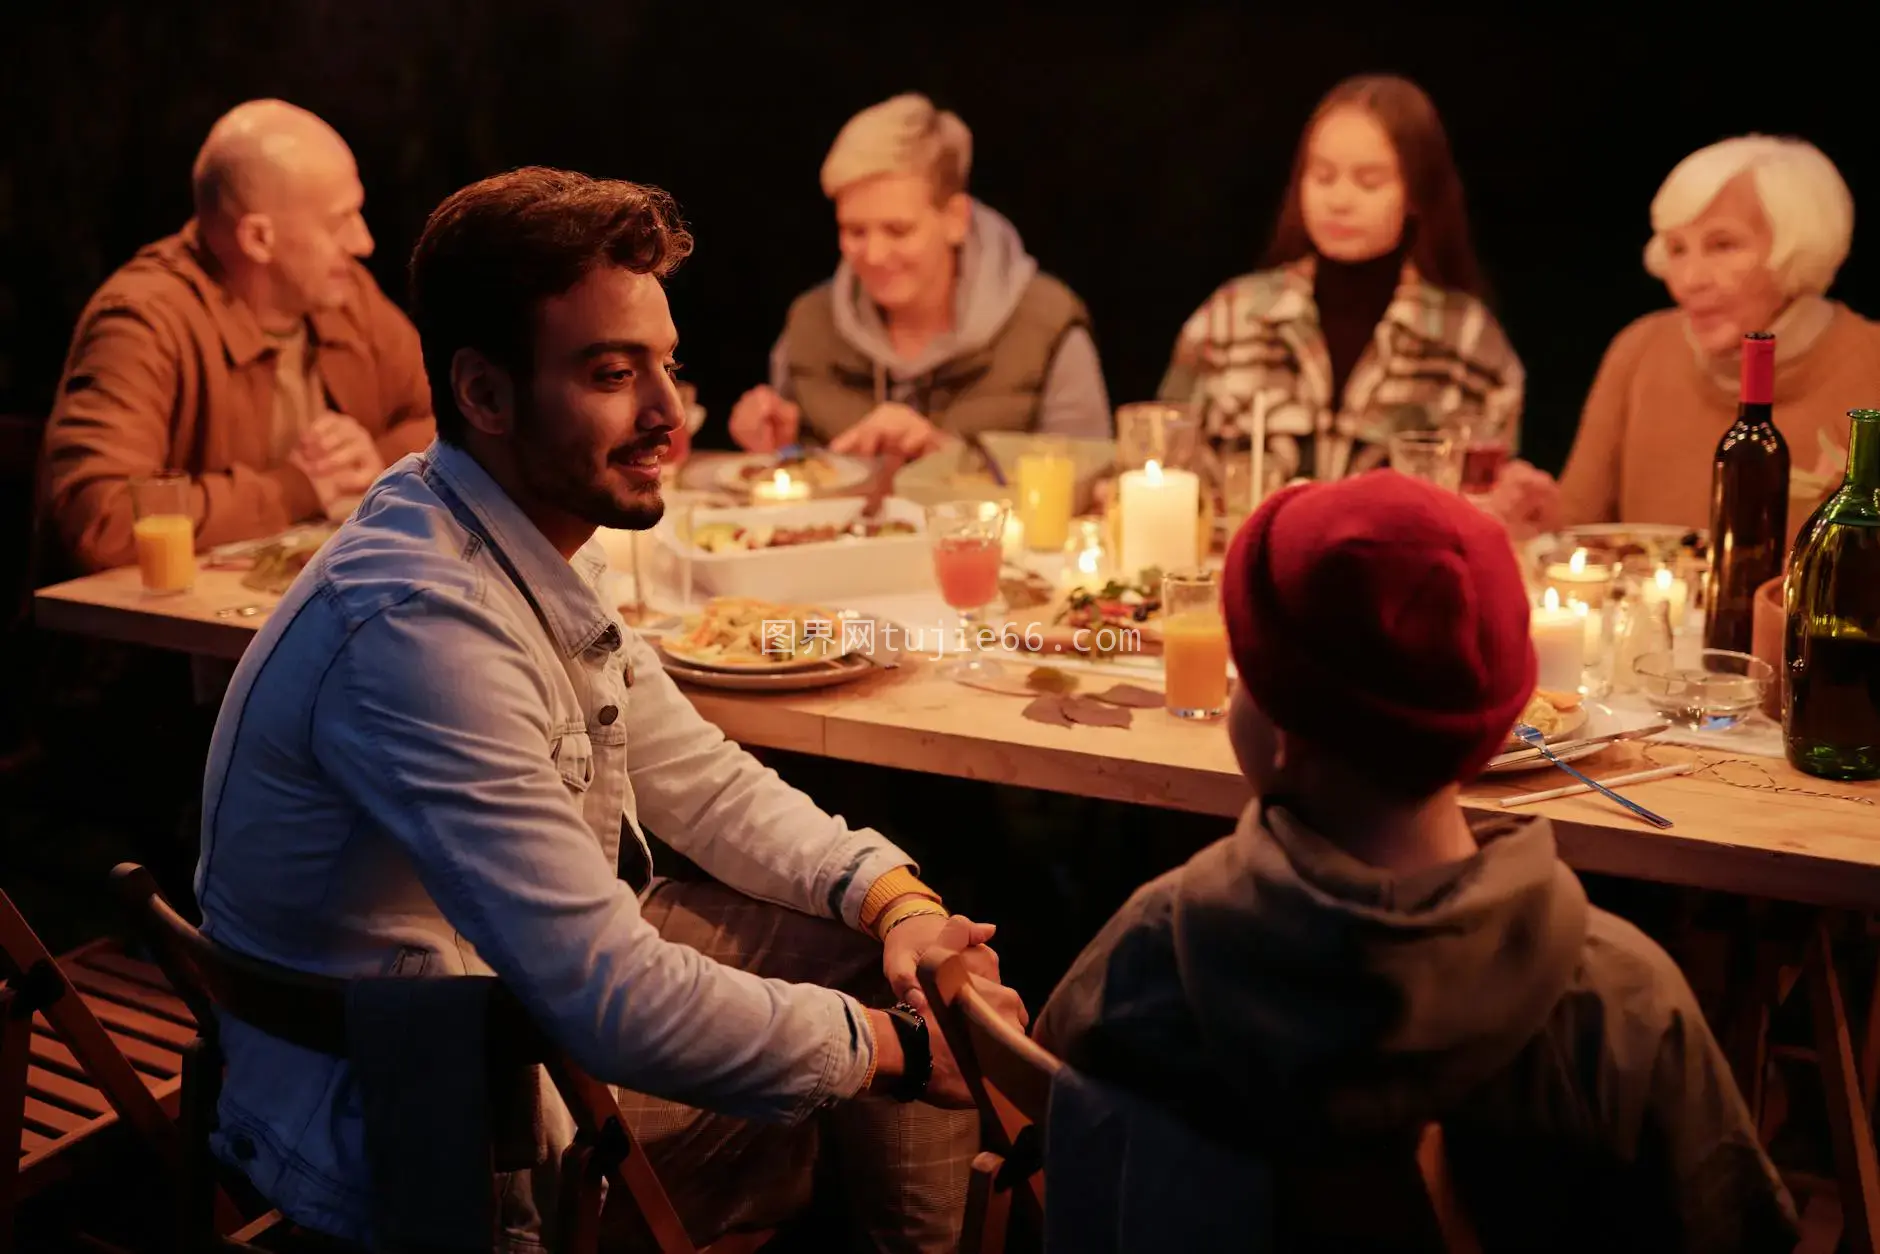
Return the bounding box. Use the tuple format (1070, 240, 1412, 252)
(781, 274, 1089, 443)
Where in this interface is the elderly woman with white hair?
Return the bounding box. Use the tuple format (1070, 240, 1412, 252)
(729, 93, 1110, 459)
(1496, 134, 1880, 538)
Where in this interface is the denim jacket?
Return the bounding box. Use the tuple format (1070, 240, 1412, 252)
(196, 441, 909, 1246)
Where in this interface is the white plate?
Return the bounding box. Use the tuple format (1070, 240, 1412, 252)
(661, 652, 876, 691)
(714, 451, 871, 494)
(1479, 701, 1653, 774)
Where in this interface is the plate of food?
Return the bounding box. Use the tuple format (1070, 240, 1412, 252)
(689, 517, 918, 555)
(657, 596, 860, 673)
(1477, 689, 1596, 774)
(998, 568, 1168, 658)
(1528, 524, 1707, 576)
(715, 448, 871, 494)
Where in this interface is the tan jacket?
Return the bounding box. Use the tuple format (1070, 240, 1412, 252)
(40, 223, 435, 573)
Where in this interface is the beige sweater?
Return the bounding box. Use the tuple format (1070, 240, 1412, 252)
(1557, 302, 1880, 544)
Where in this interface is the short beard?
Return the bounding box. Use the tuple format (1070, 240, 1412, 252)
(512, 394, 665, 532)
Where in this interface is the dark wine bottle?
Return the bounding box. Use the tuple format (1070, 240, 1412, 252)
(1785, 408, 1880, 781)
(1704, 332, 1789, 654)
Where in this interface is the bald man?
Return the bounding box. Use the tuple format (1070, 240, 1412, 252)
(40, 99, 434, 573)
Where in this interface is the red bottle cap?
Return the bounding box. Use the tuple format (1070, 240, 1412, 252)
(1740, 332, 1775, 405)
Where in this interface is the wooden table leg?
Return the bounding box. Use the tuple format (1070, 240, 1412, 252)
(1808, 917, 1880, 1254)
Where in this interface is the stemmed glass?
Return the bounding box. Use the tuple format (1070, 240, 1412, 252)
(927, 500, 1009, 684)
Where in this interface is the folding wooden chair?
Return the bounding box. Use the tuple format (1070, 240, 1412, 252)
(916, 950, 1058, 1254)
(0, 882, 247, 1250)
(109, 862, 772, 1254)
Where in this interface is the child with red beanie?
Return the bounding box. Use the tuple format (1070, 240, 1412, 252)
(1033, 472, 1795, 1252)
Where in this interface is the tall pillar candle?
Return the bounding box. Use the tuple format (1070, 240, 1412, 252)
(1118, 460, 1200, 578)
(1530, 589, 1585, 694)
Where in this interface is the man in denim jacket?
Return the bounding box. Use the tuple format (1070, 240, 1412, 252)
(196, 166, 1022, 1251)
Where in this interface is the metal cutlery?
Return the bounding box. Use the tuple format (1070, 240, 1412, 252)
(1511, 723, 1674, 828)
(1486, 722, 1670, 769)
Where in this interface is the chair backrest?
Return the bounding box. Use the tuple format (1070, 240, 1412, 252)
(106, 863, 709, 1254)
(918, 950, 1060, 1138)
(108, 863, 546, 1066)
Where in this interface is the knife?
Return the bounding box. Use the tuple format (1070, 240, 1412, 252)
(1485, 722, 1670, 769)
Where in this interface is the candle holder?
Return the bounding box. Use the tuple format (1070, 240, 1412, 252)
(1116, 401, 1200, 473)
(1060, 518, 1112, 590)
(1539, 545, 1617, 610)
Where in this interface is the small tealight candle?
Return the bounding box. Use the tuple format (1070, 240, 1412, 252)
(1531, 588, 1585, 694)
(1644, 565, 1689, 629)
(750, 468, 810, 504)
(1542, 547, 1615, 608)
(1000, 508, 1026, 561)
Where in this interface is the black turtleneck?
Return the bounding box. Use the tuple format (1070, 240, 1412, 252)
(1313, 243, 1408, 404)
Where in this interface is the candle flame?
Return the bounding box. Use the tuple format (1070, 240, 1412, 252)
(771, 468, 792, 490)
(1077, 549, 1100, 575)
(1144, 458, 1164, 483)
(1542, 587, 1561, 611)
(1655, 566, 1673, 591)
(1569, 599, 1589, 619)
(1568, 548, 1587, 574)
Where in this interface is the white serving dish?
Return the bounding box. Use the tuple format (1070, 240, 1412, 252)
(650, 496, 932, 603)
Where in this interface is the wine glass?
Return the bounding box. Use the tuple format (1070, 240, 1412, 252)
(927, 500, 1009, 684)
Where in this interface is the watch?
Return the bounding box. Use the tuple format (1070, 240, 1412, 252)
(882, 1002, 931, 1103)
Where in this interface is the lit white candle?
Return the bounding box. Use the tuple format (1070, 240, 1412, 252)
(750, 468, 810, 504)
(1531, 588, 1585, 694)
(1542, 547, 1614, 608)
(1644, 565, 1689, 629)
(1118, 459, 1200, 578)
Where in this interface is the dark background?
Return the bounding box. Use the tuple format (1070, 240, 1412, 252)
(4, 2, 1878, 475)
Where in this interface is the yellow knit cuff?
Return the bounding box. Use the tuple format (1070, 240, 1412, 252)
(859, 867, 942, 930)
(876, 900, 948, 942)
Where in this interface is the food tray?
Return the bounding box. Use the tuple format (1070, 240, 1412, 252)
(650, 496, 932, 603)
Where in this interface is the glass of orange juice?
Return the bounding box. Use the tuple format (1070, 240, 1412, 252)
(1162, 571, 1228, 719)
(129, 472, 196, 595)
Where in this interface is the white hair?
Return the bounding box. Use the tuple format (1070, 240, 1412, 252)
(819, 93, 972, 201)
(1643, 135, 1853, 298)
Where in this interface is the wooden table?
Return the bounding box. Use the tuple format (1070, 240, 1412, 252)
(34, 566, 1880, 909)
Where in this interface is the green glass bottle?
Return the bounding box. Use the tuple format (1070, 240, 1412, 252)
(1784, 408, 1880, 780)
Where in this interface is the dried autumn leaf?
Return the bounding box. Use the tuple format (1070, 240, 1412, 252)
(1094, 683, 1163, 708)
(1063, 696, 1133, 728)
(1021, 694, 1076, 727)
(1026, 666, 1077, 694)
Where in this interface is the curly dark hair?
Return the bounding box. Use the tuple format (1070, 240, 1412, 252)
(409, 166, 695, 443)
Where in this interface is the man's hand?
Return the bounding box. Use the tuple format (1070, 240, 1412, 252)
(289, 412, 387, 519)
(829, 403, 944, 461)
(883, 912, 1011, 1013)
(728, 385, 802, 452)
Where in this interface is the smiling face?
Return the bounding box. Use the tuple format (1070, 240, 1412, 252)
(1656, 172, 1786, 357)
(834, 171, 969, 315)
(1300, 105, 1408, 263)
(506, 264, 682, 536)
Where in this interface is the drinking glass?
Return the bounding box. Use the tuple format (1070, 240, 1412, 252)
(1116, 402, 1200, 472)
(1388, 431, 1463, 493)
(1016, 436, 1075, 552)
(927, 500, 1010, 684)
(129, 472, 195, 594)
(1161, 571, 1229, 719)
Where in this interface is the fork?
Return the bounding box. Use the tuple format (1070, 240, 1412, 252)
(1512, 724, 1674, 828)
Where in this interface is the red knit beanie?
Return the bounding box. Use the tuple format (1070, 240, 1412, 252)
(1222, 470, 1538, 794)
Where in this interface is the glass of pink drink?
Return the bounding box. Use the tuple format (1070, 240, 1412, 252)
(927, 500, 1010, 685)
